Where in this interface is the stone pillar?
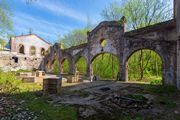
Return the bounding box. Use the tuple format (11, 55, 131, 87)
(177, 38, 180, 89)
(119, 61, 127, 81)
(176, 0, 180, 90)
(176, 0, 180, 34)
(125, 62, 129, 81)
(69, 59, 75, 75)
(86, 62, 91, 77)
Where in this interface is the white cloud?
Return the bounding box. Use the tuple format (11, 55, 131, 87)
(31, 0, 87, 23)
(12, 12, 72, 43)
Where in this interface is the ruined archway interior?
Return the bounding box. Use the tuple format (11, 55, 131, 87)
(127, 49, 162, 84)
(41, 48, 45, 56)
(30, 46, 36, 56)
(92, 53, 119, 80)
(51, 59, 60, 74)
(61, 59, 69, 74)
(19, 44, 25, 54)
(75, 57, 87, 76)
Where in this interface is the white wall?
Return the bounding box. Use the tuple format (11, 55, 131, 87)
(13, 34, 51, 57)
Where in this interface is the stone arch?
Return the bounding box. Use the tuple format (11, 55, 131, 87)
(75, 56, 87, 75)
(49, 57, 61, 74)
(90, 52, 120, 80)
(41, 48, 46, 56)
(74, 55, 88, 64)
(18, 44, 25, 54)
(30, 46, 36, 56)
(125, 48, 165, 65)
(125, 48, 164, 82)
(123, 44, 173, 84)
(61, 57, 71, 74)
(90, 52, 119, 63)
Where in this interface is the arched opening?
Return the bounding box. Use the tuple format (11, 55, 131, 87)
(75, 56, 87, 76)
(127, 49, 163, 84)
(91, 53, 119, 80)
(30, 46, 36, 56)
(100, 39, 107, 52)
(18, 44, 25, 54)
(46, 47, 51, 55)
(51, 59, 60, 74)
(41, 48, 46, 56)
(61, 58, 69, 74)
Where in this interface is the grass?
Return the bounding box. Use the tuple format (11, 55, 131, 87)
(158, 96, 177, 108)
(143, 85, 178, 94)
(0, 71, 77, 120)
(1, 71, 179, 120)
(15, 83, 77, 120)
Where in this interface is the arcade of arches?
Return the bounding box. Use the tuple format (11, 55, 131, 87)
(41, 16, 180, 89)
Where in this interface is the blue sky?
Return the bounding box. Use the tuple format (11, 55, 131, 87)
(8, 0, 119, 44)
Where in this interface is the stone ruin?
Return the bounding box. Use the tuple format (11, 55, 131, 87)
(40, 0, 180, 90)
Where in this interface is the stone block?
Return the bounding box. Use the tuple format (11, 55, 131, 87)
(43, 76, 62, 95)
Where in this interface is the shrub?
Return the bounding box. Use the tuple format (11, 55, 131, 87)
(0, 71, 22, 94)
(150, 79, 162, 85)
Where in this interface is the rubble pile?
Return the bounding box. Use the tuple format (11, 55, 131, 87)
(0, 96, 37, 120)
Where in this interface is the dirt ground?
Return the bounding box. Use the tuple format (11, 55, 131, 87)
(1, 80, 180, 120)
(49, 81, 180, 120)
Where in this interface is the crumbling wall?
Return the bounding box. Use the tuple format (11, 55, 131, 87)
(0, 51, 42, 71)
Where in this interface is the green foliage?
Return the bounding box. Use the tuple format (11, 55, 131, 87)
(75, 57, 87, 75)
(52, 59, 60, 74)
(158, 97, 177, 108)
(14, 82, 77, 120)
(150, 79, 162, 85)
(128, 49, 162, 81)
(126, 94, 146, 101)
(101, 0, 172, 30)
(144, 85, 178, 94)
(100, 39, 107, 47)
(59, 28, 88, 48)
(0, 0, 13, 35)
(62, 59, 69, 74)
(0, 72, 21, 94)
(16, 69, 32, 73)
(22, 96, 77, 120)
(92, 53, 119, 80)
(0, 39, 6, 50)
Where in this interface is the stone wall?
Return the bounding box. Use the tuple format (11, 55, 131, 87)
(0, 51, 42, 71)
(41, 0, 180, 89)
(43, 18, 178, 87)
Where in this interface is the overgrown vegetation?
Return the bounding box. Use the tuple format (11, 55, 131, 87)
(0, 71, 77, 120)
(0, 71, 21, 94)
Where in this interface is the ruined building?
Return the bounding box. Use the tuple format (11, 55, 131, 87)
(41, 0, 180, 89)
(0, 34, 51, 71)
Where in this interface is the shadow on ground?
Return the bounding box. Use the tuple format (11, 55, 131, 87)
(1, 81, 180, 120)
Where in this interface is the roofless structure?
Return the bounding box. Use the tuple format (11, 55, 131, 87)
(41, 0, 180, 89)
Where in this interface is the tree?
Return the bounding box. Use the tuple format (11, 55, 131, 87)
(101, 0, 173, 30)
(58, 28, 89, 48)
(102, 0, 171, 80)
(0, 39, 6, 50)
(0, 0, 13, 35)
